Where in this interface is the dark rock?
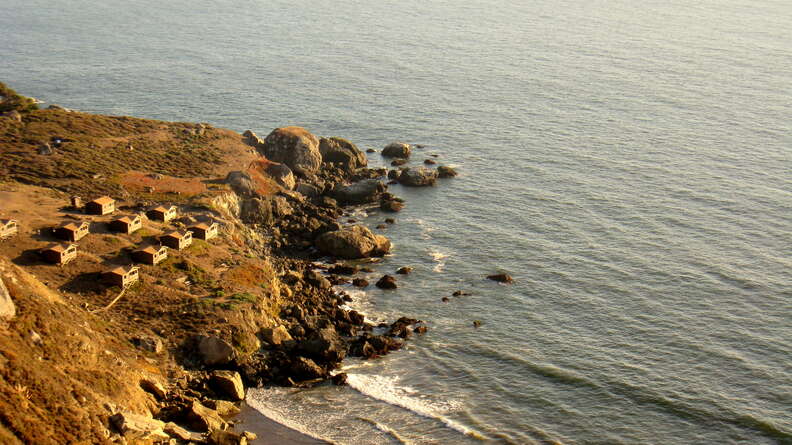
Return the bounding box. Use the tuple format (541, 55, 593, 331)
(391, 159, 407, 166)
(290, 356, 327, 380)
(452, 290, 466, 297)
(375, 224, 387, 229)
(209, 370, 245, 401)
(332, 373, 348, 385)
(304, 270, 332, 290)
(260, 127, 322, 176)
(376, 275, 397, 289)
(395, 266, 413, 275)
(329, 179, 385, 205)
(382, 142, 411, 158)
(296, 182, 321, 199)
(315, 226, 391, 259)
(441, 297, 450, 302)
(300, 326, 346, 362)
(387, 169, 402, 180)
(424, 159, 436, 165)
(37, 142, 54, 155)
(196, 335, 236, 366)
(473, 320, 482, 328)
(265, 163, 296, 190)
(226, 171, 257, 196)
(380, 199, 404, 212)
(139, 378, 167, 400)
(385, 218, 396, 224)
(487, 273, 513, 283)
(437, 166, 458, 178)
(327, 264, 359, 275)
(366, 148, 376, 153)
(398, 167, 438, 187)
(320, 196, 338, 208)
(352, 278, 369, 288)
(319, 137, 367, 171)
(414, 325, 428, 334)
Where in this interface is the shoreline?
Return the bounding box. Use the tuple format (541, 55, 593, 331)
(233, 401, 331, 445)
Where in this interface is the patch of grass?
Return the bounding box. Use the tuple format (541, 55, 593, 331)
(0, 82, 38, 113)
(229, 292, 258, 304)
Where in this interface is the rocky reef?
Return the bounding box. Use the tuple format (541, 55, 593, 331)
(0, 84, 457, 444)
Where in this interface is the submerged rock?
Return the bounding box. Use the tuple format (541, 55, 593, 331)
(437, 165, 458, 178)
(382, 142, 411, 158)
(487, 273, 513, 283)
(398, 167, 438, 186)
(376, 275, 398, 289)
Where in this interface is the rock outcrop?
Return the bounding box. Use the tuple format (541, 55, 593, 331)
(329, 179, 385, 205)
(319, 137, 367, 171)
(382, 142, 411, 158)
(315, 225, 391, 259)
(398, 167, 438, 186)
(260, 127, 322, 177)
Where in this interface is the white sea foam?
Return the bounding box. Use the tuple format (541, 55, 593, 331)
(346, 374, 486, 439)
(246, 388, 329, 442)
(428, 249, 449, 272)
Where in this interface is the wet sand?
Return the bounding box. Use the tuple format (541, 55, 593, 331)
(233, 402, 331, 444)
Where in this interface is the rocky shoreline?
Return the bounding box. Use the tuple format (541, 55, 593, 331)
(0, 83, 458, 445)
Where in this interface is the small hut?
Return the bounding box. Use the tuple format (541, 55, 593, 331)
(159, 230, 193, 250)
(147, 205, 177, 222)
(189, 222, 219, 241)
(54, 221, 90, 242)
(85, 196, 115, 215)
(104, 265, 139, 287)
(0, 219, 18, 239)
(70, 196, 82, 209)
(109, 214, 142, 234)
(132, 245, 168, 265)
(40, 243, 77, 265)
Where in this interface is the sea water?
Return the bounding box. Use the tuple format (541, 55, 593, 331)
(2, 0, 791, 443)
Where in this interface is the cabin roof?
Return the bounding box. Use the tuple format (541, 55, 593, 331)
(151, 205, 175, 213)
(162, 230, 190, 239)
(190, 222, 216, 230)
(114, 215, 140, 224)
(106, 265, 138, 276)
(42, 243, 74, 253)
(90, 196, 115, 205)
(58, 221, 88, 231)
(135, 245, 166, 254)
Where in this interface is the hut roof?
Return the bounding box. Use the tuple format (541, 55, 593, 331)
(106, 265, 137, 276)
(151, 205, 175, 213)
(190, 222, 215, 230)
(135, 245, 165, 254)
(91, 196, 115, 205)
(58, 221, 88, 231)
(114, 215, 140, 224)
(163, 230, 189, 239)
(42, 243, 74, 253)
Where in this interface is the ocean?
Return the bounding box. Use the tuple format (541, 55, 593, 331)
(2, 0, 790, 443)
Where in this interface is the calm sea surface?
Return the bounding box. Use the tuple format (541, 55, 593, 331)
(2, 1, 791, 443)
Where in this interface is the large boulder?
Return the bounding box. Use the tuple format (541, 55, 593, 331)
(260, 325, 292, 346)
(196, 335, 236, 366)
(382, 142, 411, 158)
(240, 196, 293, 226)
(210, 370, 245, 401)
(184, 400, 227, 432)
(265, 163, 295, 190)
(290, 356, 327, 380)
(319, 137, 367, 171)
(225, 171, 257, 196)
(437, 165, 458, 178)
(398, 167, 438, 186)
(315, 226, 391, 259)
(260, 127, 322, 177)
(299, 326, 346, 363)
(329, 179, 385, 205)
(109, 412, 169, 443)
(242, 130, 264, 148)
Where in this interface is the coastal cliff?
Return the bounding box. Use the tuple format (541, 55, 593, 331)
(0, 83, 450, 444)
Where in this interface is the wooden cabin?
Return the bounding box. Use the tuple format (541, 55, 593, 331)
(85, 196, 115, 215)
(109, 214, 142, 234)
(147, 205, 177, 222)
(54, 221, 90, 242)
(189, 222, 219, 241)
(0, 219, 18, 239)
(159, 230, 192, 250)
(104, 265, 139, 287)
(132, 245, 168, 265)
(40, 243, 77, 265)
